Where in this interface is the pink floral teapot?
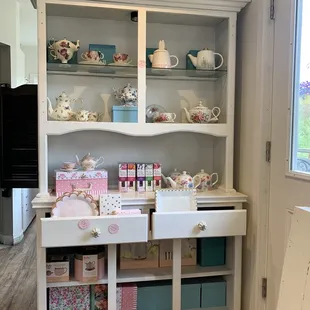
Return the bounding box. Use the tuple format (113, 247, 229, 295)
(162, 171, 201, 189)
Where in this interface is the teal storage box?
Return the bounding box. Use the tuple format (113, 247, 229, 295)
(197, 237, 226, 267)
(181, 279, 201, 310)
(137, 281, 172, 310)
(112, 106, 138, 123)
(201, 278, 226, 308)
(186, 49, 200, 70)
(146, 48, 157, 68)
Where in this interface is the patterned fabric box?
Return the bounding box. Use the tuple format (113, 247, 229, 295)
(49, 286, 90, 310)
(91, 284, 137, 310)
(55, 169, 108, 197)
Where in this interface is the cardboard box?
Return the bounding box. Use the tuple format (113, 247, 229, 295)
(153, 162, 162, 190)
(118, 163, 128, 192)
(46, 256, 69, 283)
(99, 193, 121, 215)
(120, 240, 159, 269)
(127, 163, 136, 192)
(159, 239, 197, 267)
(136, 163, 146, 192)
(145, 164, 153, 192)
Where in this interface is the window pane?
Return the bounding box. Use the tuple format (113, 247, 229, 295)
(291, 0, 310, 174)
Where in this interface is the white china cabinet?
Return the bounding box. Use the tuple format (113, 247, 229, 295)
(33, 0, 250, 309)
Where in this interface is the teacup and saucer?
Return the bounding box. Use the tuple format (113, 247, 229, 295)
(109, 53, 132, 66)
(79, 50, 106, 65)
(60, 162, 78, 171)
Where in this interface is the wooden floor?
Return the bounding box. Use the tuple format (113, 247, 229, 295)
(0, 220, 37, 310)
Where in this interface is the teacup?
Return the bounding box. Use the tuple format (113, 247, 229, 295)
(76, 110, 89, 121)
(88, 112, 99, 122)
(81, 50, 106, 64)
(54, 267, 67, 276)
(113, 53, 132, 65)
(153, 112, 176, 123)
(62, 162, 76, 170)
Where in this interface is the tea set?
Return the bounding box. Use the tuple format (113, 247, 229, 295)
(47, 92, 101, 122)
(183, 101, 221, 124)
(161, 168, 218, 191)
(60, 153, 104, 171)
(153, 112, 176, 123)
(113, 83, 138, 106)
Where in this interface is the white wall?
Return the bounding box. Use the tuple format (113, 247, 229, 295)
(0, 0, 26, 87)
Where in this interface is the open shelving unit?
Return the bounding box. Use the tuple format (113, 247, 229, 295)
(33, 0, 250, 309)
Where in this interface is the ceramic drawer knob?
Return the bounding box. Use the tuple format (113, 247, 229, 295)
(91, 228, 101, 238)
(198, 221, 207, 231)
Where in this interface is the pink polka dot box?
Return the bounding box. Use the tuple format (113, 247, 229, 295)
(55, 169, 108, 197)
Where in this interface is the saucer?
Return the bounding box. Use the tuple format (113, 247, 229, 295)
(78, 61, 106, 66)
(155, 121, 175, 123)
(60, 168, 78, 172)
(108, 62, 134, 67)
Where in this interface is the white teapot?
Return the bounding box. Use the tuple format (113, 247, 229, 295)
(183, 101, 221, 123)
(148, 40, 179, 69)
(47, 92, 80, 121)
(161, 168, 181, 188)
(76, 153, 104, 171)
(188, 48, 224, 70)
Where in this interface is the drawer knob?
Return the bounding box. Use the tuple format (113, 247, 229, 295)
(198, 221, 207, 231)
(91, 228, 101, 238)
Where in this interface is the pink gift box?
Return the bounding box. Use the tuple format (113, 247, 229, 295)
(55, 169, 108, 197)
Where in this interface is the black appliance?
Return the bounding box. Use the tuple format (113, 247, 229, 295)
(0, 83, 38, 189)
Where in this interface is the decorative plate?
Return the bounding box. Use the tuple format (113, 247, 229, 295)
(155, 189, 197, 212)
(78, 61, 106, 66)
(107, 62, 135, 67)
(60, 168, 79, 172)
(146, 104, 166, 123)
(51, 191, 99, 217)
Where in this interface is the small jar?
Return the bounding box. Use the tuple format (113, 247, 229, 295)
(74, 249, 105, 281)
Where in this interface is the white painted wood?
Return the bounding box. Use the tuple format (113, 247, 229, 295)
(266, 0, 310, 308)
(36, 209, 48, 310)
(37, 0, 49, 195)
(152, 210, 246, 239)
(41, 214, 148, 247)
(172, 239, 182, 310)
(43, 120, 228, 136)
(276, 207, 310, 310)
(32, 189, 247, 208)
(108, 244, 117, 310)
(34, 0, 251, 13)
(47, 265, 233, 287)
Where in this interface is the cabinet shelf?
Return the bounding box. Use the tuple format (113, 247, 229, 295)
(46, 265, 232, 288)
(44, 121, 228, 137)
(47, 63, 226, 81)
(32, 189, 247, 209)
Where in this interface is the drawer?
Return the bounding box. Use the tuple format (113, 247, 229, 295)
(152, 210, 246, 239)
(41, 214, 148, 247)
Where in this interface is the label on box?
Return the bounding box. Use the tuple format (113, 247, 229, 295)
(145, 164, 154, 192)
(100, 193, 122, 215)
(127, 163, 136, 192)
(136, 163, 146, 192)
(119, 163, 128, 192)
(153, 162, 162, 190)
(46, 261, 69, 283)
(83, 255, 98, 282)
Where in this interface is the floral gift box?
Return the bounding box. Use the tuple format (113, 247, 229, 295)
(49, 286, 90, 310)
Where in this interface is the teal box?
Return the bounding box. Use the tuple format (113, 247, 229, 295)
(197, 237, 226, 267)
(112, 106, 138, 123)
(181, 279, 201, 310)
(146, 48, 157, 68)
(186, 49, 200, 70)
(89, 44, 116, 65)
(137, 281, 172, 310)
(201, 278, 226, 308)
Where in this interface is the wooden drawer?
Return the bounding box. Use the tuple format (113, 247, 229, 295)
(41, 214, 148, 247)
(152, 210, 246, 239)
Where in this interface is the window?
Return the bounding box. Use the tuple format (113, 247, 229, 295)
(291, 0, 310, 174)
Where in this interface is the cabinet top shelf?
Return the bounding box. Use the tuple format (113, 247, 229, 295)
(47, 63, 227, 81)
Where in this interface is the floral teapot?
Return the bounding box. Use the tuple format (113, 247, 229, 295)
(75, 153, 104, 171)
(113, 83, 138, 106)
(195, 169, 219, 191)
(183, 101, 221, 124)
(47, 92, 81, 121)
(48, 38, 80, 64)
(162, 171, 201, 189)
